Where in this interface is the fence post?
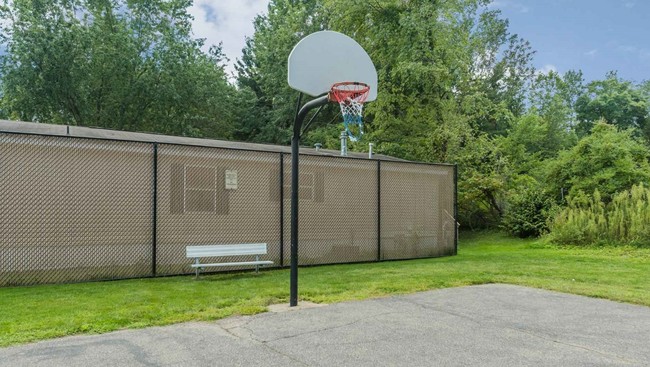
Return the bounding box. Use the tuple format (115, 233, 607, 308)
(279, 152, 284, 267)
(454, 163, 458, 255)
(377, 160, 381, 261)
(152, 143, 158, 276)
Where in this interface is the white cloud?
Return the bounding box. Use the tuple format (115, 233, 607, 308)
(188, 0, 270, 78)
(536, 64, 557, 76)
(584, 49, 598, 57)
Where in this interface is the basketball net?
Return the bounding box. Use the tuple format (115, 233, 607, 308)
(330, 82, 370, 142)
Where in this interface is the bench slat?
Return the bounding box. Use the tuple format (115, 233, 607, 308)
(186, 243, 268, 258)
(190, 261, 274, 268)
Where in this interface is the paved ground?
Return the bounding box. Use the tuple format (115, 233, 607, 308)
(2, 284, 649, 366)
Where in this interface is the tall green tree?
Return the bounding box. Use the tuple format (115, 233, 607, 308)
(323, 0, 535, 227)
(528, 70, 585, 128)
(640, 79, 650, 104)
(575, 72, 649, 141)
(235, 0, 329, 144)
(233, 0, 544, 228)
(0, 0, 236, 138)
(545, 121, 650, 203)
(499, 113, 575, 175)
(324, 0, 535, 151)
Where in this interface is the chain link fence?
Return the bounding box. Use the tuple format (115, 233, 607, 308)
(283, 155, 379, 267)
(156, 144, 282, 275)
(380, 161, 456, 260)
(0, 134, 153, 286)
(0, 131, 456, 286)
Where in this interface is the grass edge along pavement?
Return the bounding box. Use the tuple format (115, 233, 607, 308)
(1, 232, 649, 347)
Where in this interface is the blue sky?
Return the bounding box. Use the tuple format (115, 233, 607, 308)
(196, 0, 649, 83)
(2, 0, 646, 84)
(187, 0, 268, 78)
(489, 0, 650, 82)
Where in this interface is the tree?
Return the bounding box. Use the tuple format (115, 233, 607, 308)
(0, 0, 236, 138)
(545, 121, 650, 203)
(233, 0, 538, 227)
(235, 0, 329, 144)
(454, 133, 509, 229)
(640, 79, 650, 105)
(639, 79, 650, 141)
(324, 0, 536, 227)
(528, 69, 585, 128)
(575, 72, 649, 141)
(328, 0, 533, 137)
(502, 186, 554, 238)
(498, 113, 576, 176)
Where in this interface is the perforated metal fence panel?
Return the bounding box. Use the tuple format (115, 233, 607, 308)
(380, 162, 456, 260)
(156, 145, 282, 275)
(282, 155, 378, 266)
(0, 133, 153, 286)
(0, 131, 456, 287)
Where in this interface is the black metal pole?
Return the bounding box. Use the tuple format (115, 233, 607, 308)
(377, 160, 381, 261)
(453, 164, 458, 255)
(152, 143, 158, 276)
(279, 152, 284, 267)
(289, 134, 300, 306)
(290, 94, 330, 307)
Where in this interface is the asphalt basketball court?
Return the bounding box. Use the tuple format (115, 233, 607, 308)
(1, 284, 648, 366)
(2, 31, 649, 367)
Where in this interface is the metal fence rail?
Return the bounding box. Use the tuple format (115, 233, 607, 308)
(0, 132, 456, 286)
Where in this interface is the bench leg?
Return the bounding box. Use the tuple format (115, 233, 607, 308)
(195, 258, 200, 279)
(256, 255, 259, 274)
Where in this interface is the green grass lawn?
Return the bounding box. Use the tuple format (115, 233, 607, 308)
(1, 232, 649, 347)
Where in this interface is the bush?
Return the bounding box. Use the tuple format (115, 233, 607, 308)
(545, 121, 650, 202)
(548, 184, 650, 246)
(502, 188, 554, 238)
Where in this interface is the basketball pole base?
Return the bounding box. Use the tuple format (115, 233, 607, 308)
(290, 94, 330, 307)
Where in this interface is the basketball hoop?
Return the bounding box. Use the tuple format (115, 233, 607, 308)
(329, 82, 370, 142)
(287, 31, 377, 307)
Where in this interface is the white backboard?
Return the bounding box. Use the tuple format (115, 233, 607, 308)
(288, 31, 378, 101)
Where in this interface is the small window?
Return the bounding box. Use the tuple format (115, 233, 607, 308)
(284, 172, 314, 201)
(170, 164, 229, 214)
(269, 169, 324, 203)
(185, 166, 216, 212)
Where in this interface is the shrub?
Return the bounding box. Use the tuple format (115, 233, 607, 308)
(545, 121, 650, 202)
(548, 184, 650, 246)
(502, 188, 554, 238)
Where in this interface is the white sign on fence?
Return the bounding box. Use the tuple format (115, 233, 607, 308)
(225, 170, 238, 190)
